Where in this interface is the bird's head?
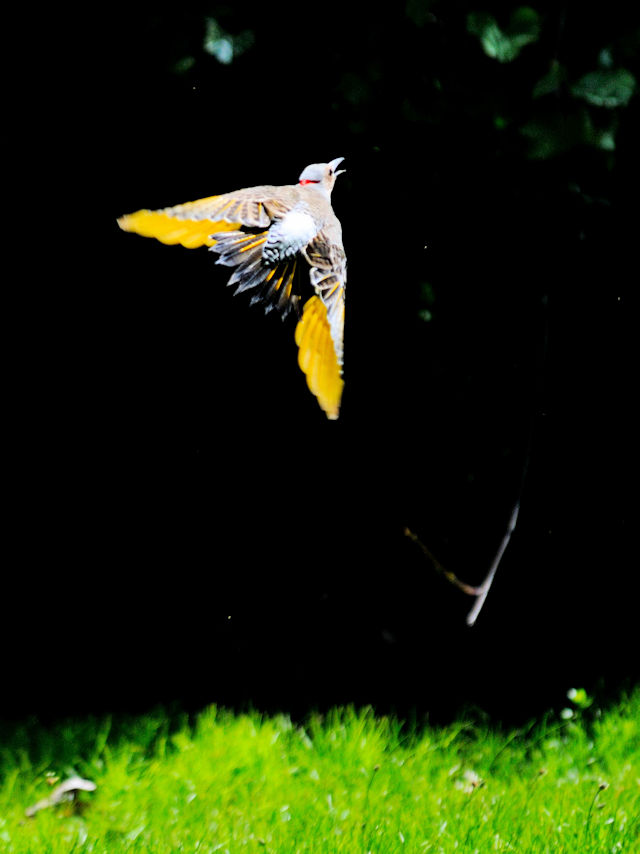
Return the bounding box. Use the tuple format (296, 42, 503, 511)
(298, 157, 345, 196)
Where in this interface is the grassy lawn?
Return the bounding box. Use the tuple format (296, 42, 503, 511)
(1, 690, 638, 852)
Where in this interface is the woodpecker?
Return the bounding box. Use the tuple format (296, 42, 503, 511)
(117, 158, 347, 419)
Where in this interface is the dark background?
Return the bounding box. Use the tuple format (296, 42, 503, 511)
(5, 2, 637, 723)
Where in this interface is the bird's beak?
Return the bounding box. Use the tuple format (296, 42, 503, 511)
(329, 156, 346, 176)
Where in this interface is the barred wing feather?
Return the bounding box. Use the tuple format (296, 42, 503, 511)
(117, 188, 295, 248)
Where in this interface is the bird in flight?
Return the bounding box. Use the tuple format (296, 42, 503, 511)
(117, 157, 347, 419)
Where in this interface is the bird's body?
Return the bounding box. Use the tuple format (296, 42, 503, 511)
(118, 159, 346, 419)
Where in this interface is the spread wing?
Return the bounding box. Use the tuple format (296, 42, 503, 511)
(294, 225, 346, 420)
(118, 188, 346, 420)
(117, 187, 296, 248)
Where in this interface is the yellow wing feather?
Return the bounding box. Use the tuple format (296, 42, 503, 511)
(294, 296, 344, 420)
(117, 196, 241, 248)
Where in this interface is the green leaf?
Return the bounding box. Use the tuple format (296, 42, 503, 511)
(520, 113, 579, 159)
(508, 6, 541, 39)
(172, 56, 196, 75)
(595, 128, 616, 150)
(467, 11, 495, 39)
(521, 106, 619, 158)
(533, 61, 567, 98)
(598, 47, 614, 70)
(417, 282, 436, 322)
(570, 68, 636, 108)
(203, 17, 254, 65)
(467, 7, 541, 63)
(567, 687, 593, 710)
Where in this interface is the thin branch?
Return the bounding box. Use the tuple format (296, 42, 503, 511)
(404, 496, 521, 626)
(403, 527, 481, 597)
(405, 291, 548, 625)
(465, 499, 520, 626)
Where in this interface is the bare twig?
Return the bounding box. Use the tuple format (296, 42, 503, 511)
(404, 496, 521, 626)
(405, 292, 547, 625)
(465, 499, 520, 626)
(403, 527, 480, 597)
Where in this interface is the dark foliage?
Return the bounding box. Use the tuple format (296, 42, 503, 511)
(4, 2, 637, 722)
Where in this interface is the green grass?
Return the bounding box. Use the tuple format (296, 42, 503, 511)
(1, 691, 639, 852)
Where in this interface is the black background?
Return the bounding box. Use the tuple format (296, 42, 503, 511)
(4, 3, 636, 723)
